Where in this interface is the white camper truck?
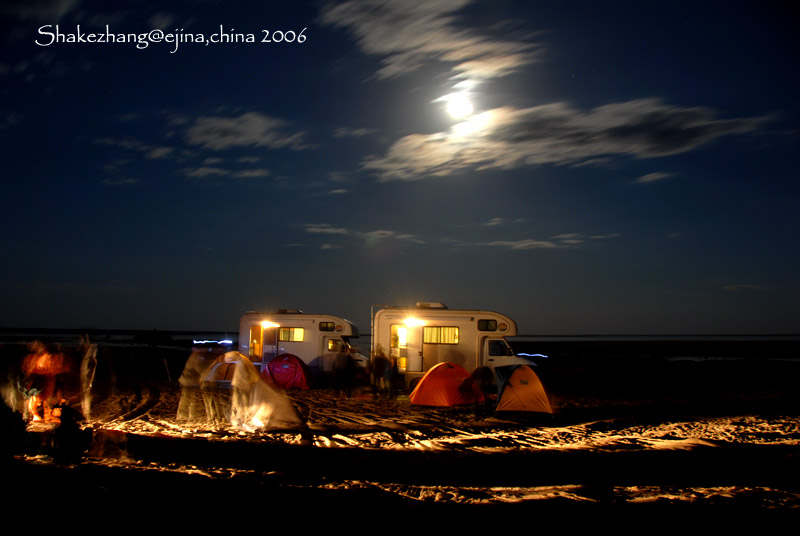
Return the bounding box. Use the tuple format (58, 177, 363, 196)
(238, 310, 365, 376)
(371, 303, 532, 384)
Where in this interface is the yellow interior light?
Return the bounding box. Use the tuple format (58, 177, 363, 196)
(403, 317, 425, 327)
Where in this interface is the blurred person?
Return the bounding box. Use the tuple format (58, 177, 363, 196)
(177, 346, 219, 422)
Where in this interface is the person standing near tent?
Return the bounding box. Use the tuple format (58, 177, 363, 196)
(371, 345, 389, 398)
(384, 352, 398, 399)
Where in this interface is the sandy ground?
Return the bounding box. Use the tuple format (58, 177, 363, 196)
(3, 342, 800, 521)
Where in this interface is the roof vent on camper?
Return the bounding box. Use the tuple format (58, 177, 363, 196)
(416, 302, 448, 309)
(277, 309, 303, 314)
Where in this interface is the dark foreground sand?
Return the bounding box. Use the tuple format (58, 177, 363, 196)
(2, 339, 799, 523)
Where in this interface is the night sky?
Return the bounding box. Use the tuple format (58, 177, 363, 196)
(1, 1, 798, 335)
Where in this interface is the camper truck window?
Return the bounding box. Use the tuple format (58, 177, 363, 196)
(488, 339, 513, 356)
(327, 339, 346, 352)
(478, 319, 497, 331)
(319, 322, 335, 331)
(423, 326, 459, 345)
(279, 327, 304, 342)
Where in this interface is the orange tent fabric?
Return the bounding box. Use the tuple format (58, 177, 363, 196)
(409, 362, 485, 406)
(495, 365, 552, 414)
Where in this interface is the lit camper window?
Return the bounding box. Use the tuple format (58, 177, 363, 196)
(279, 327, 304, 342)
(423, 326, 459, 344)
(319, 322, 335, 331)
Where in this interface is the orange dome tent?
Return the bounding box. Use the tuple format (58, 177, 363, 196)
(409, 362, 484, 406)
(494, 365, 553, 414)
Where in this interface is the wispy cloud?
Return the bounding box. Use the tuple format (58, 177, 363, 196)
(551, 233, 584, 245)
(299, 219, 622, 254)
(635, 171, 672, 183)
(305, 224, 349, 235)
(185, 112, 310, 151)
(234, 168, 270, 178)
(148, 11, 175, 29)
(183, 166, 229, 178)
(0, 111, 21, 129)
(363, 99, 765, 181)
(334, 127, 378, 138)
(359, 230, 425, 244)
(482, 239, 560, 250)
(302, 224, 426, 247)
(1, 0, 79, 20)
(145, 146, 174, 159)
(319, 0, 541, 80)
(101, 177, 139, 186)
(724, 284, 765, 292)
(472, 232, 619, 250)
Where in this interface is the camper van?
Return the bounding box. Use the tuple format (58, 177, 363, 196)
(371, 303, 532, 384)
(238, 310, 366, 377)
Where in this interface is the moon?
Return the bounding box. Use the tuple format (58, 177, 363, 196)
(445, 93, 473, 119)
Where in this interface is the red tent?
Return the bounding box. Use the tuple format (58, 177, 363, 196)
(261, 353, 313, 390)
(409, 362, 485, 406)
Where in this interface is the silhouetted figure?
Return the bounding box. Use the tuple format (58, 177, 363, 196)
(372, 346, 389, 397)
(471, 366, 496, 417)
(51, 404, 90, 465)
(332, 352, 355, 398)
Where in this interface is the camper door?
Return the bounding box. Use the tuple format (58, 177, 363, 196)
(248, 323, 278, 364)
(390, 323, 423, 373)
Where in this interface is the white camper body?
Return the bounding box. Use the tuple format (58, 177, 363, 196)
(371, 303, 531, 384)
(238, 310, 362, 375)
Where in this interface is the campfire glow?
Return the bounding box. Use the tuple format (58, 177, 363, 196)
(21, 343, 70, 423)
